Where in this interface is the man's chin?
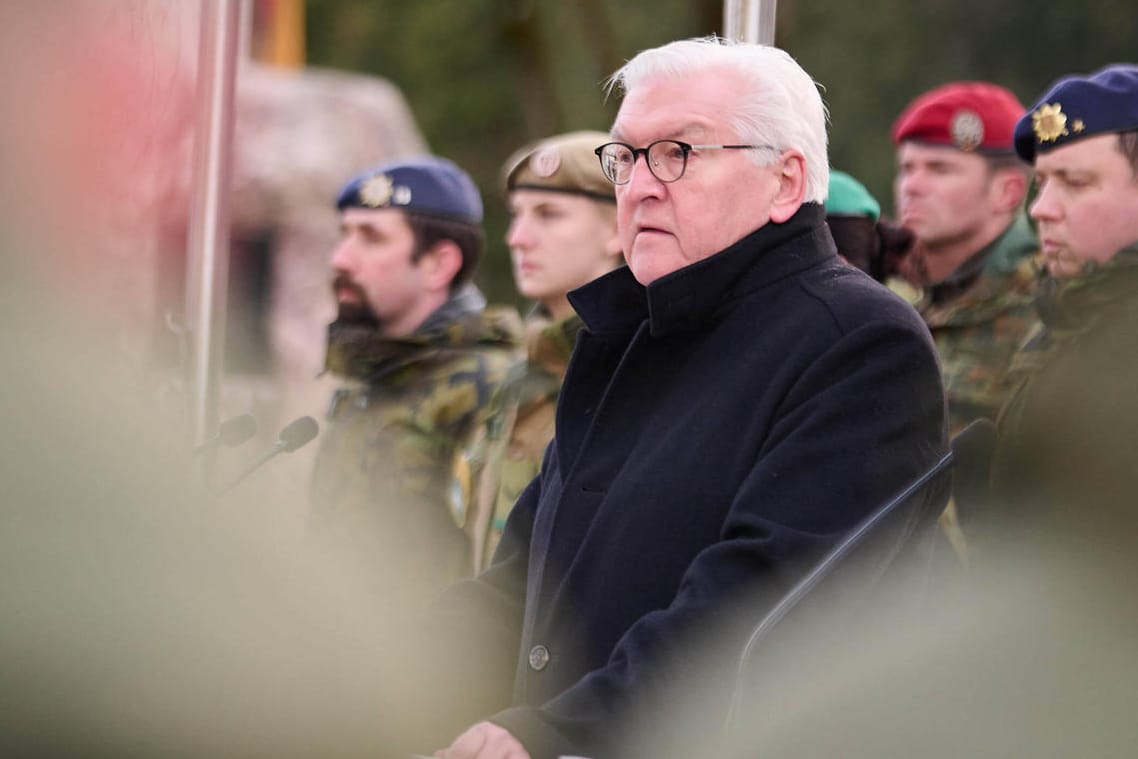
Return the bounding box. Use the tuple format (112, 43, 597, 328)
(628, 258, 663, 286)
(628, 244, 683, 286)
(1044, 254, 1083, 280)
(335, 303, 380, 327)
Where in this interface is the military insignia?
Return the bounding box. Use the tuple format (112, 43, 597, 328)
(1032, 103, 1069, 143)
(359, 174, 394, 208)
(530, 147, 561, 177)
(392, 185, 412, 205)
(1072, 118, 1086, 133)
(950, 109, 985, 151)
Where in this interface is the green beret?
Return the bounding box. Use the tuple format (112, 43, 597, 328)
(825, 170, 881, 222)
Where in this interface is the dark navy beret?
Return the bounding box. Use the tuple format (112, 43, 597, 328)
(336, 155, 483, 225)
(1015, 64, 1138, 162)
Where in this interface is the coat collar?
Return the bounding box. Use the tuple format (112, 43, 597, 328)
(926, 212, 1038, 305)
(1035, 243, 1138, 333)
(569, 203, 835, 339)
(323, 285, 521, 381)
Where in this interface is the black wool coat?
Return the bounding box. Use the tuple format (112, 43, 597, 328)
(428, 203, 947, 759)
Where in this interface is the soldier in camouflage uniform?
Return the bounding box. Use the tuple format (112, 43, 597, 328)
(463, 131, 622, 570)
(990, 65, 1138, 533)
(890, 82, 1043, 437)
(309, 156, 521, 599)
(888, 83, 1044, 556)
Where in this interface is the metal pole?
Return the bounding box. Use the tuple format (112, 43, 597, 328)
(755, 0, 777, 45)
(723, 0, 778, 45)
(723, 0, 739, 40)
(185, 0, 242, 450)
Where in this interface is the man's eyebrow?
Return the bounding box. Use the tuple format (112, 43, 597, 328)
(1043, 168, 1092, 180)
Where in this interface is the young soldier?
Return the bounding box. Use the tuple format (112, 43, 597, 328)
(464, 131, 622, 569)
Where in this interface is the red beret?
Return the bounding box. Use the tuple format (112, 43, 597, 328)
(892, 82, 1026, 153)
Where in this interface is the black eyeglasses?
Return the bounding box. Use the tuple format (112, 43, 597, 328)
(594, 139, 772, 185)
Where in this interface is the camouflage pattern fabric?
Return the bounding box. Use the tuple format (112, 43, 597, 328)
(999, 244, 1138, 435)
(888, 214, 1041, 564)
(462, 310, 580, 571)
(986, 244, 1138, 553)
(889, 213, 1042, 437)
(309, 287, 521, 599)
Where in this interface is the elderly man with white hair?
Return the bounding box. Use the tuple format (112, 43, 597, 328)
(425, 37, 946, 759)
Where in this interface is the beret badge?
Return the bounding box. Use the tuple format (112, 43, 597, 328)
(359, 174, 395, 208)
(530, 147, 561, 178)
(950, 109, 985, 151)
(1032, 103, 1069, 144)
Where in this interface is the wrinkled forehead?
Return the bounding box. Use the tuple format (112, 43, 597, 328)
(611, 68, 744, 143)
(610, 120, 715, 145)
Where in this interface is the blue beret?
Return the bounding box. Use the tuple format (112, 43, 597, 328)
(1014, 64, 1138, 162)
(336, 155, 483, 225)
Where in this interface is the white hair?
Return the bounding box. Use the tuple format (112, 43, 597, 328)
(607, 36, 830, 204)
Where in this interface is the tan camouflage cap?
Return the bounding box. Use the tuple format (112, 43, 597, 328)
(502, 130, 615, 202)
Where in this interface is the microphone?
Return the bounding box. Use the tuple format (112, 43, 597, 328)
(194, 413, 258, 455)
(275, 415, 319, 453)
(216, 416, 320, 494)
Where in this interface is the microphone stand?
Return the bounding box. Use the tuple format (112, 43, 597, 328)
(216, 440, 291, 495)
(214, 416, 319, 496)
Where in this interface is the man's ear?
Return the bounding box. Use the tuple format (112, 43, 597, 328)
(992, 168, 1029, 213)
(419, 240, 464, 292)
(769, 150, 808, 224)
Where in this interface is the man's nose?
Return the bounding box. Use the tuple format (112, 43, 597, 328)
(1029, 184, 1060, 221)
(897, 169, 923, 197)
(622, 153, 666, 201)
(330, 238, 355, 271)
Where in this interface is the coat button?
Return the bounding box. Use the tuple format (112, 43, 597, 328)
(528, 644, 550, 671)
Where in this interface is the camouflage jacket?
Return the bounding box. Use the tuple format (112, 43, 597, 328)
(461, 309, 579, 571)
(999, 244, 1138, 432)
(890, 213, 1042, 435)
(309, 285, 521, 597)
(989, 244, 1138, 535)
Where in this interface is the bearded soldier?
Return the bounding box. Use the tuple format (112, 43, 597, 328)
(310, 156, 520, 599)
